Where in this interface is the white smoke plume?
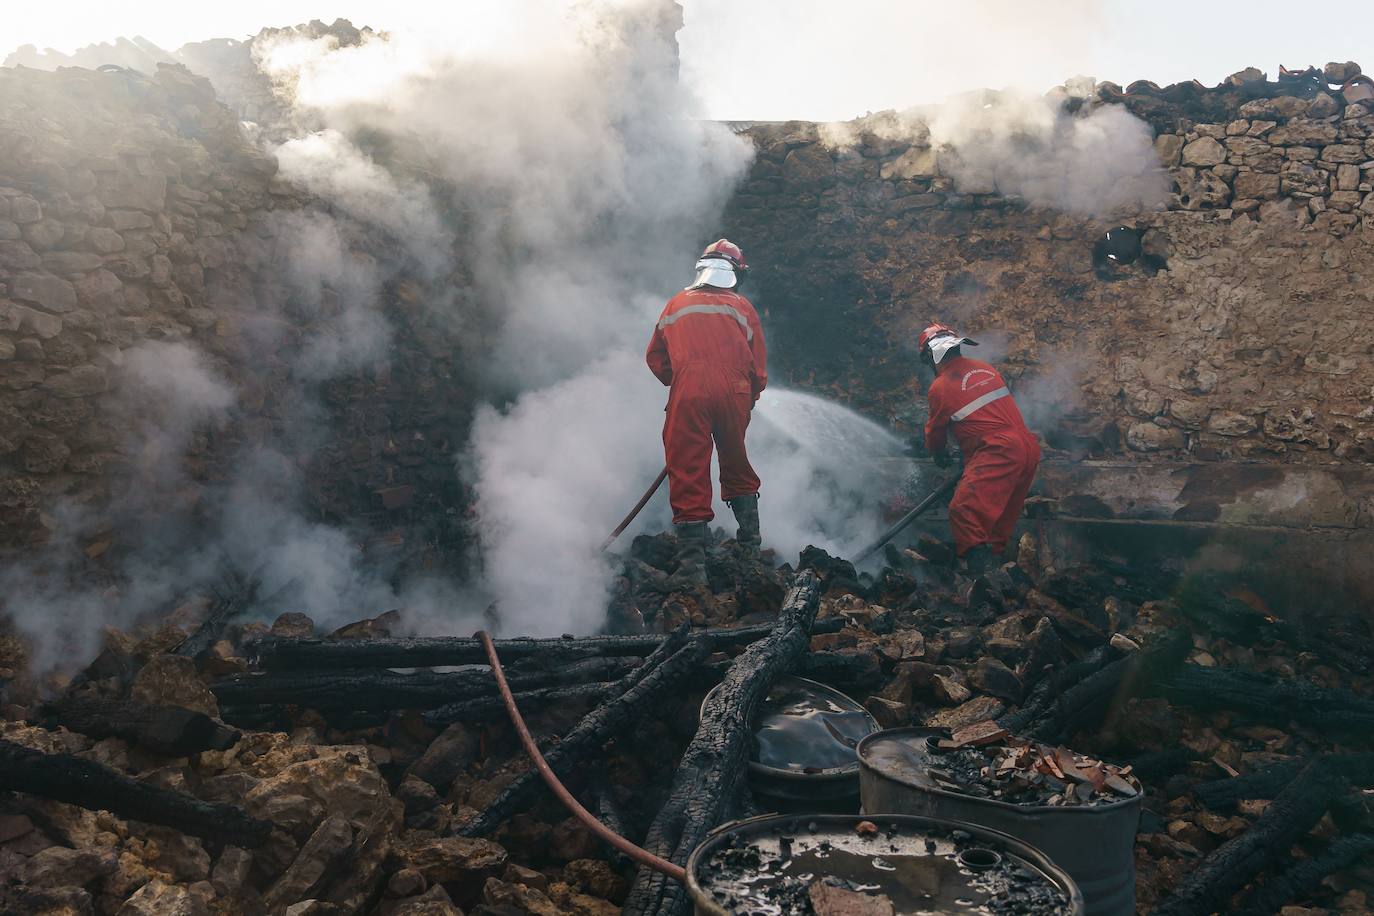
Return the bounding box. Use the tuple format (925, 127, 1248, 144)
(820, 85, 1169, 219)
(927, 87, 1169, 217)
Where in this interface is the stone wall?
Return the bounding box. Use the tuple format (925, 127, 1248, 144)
(0, 64, 473, 553)
(723, 66, 1374, 467)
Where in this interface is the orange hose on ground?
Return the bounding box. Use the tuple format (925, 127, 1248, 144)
(477, 630, 687, 883)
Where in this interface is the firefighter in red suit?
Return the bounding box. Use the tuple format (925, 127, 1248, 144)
(646, 239, 767, 587)
(919, 323, 1041, 575)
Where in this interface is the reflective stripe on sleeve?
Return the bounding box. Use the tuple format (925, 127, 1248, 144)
(950, 386, 1009, 422)
(656, 304, 753, 341)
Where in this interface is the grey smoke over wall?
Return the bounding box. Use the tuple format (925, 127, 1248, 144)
(822, 81, 1169, 219)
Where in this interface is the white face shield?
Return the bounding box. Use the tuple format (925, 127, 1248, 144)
(688, 257, 738, 290)
(928, 334, 977, 365)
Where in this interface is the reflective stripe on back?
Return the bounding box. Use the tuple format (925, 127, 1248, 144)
(657, 303, 752, 341)
(951, 386, 1009, 422)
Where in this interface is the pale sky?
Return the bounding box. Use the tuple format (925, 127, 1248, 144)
(4, 0, 1368, 121)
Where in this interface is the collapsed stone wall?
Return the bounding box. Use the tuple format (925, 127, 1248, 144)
(726, 66, 1374, 466)
(0, 64, 472, 552)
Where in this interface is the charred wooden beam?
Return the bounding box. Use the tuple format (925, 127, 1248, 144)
(1234, 832, 1374, 916)
(210, 655, 636, 711)
(697, 648, 884, 694)
(421, 682, 617, 727)
(624, 569, 821, 916)
(247, 618, 844, 671)
(1155, 664, 1374, 733)
(40, 697, 240, 757)
(1152, 759, 1350, 916)
(1001, 631, 1189, 743)
(459, 628, 710, 838)
(0, 739, 271, 848)
(1195, 754, 1374, 811)
(174, 569, 264, 659)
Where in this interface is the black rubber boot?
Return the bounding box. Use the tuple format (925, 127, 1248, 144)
(728, 494, 761, 556)
(963, 544, 994, 577)
(667, 521, 709, 589)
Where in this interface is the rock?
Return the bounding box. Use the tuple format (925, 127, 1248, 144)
(116, 879, 208, 916)
(1232, 171, 1279, 200)
(86, 227, 125, 253)
(406, 723, 480, 792)
(1206, 411, 1257, 436)
(1126, 422, 1184, 452)
(548, 817, 599, 863)
(483, 878, 562, 916)
(42, 365, 107, 398)
(395, 775, 441, 816)
(109, 210, 154, 231)
(283, 902, 339, 916)
(11, 272, 78, 313)
(130, 654, 218, 716)
(209, 847, 252, 897)
(0, 301, 63, 339)
(75, 269, 124, 311)
(99, 171, 167, 212)
(1238, 96, 1310, 120)
(1181, 137, 1226, 167)
(247, 748, 388, 820)
(1268, 120, 1339, 146)
(1279, 161, 1329, 197)
(881, 147, 940, 179)
(931, 673, 971, 705)
(782, 146, 835, 185)
(262, 815, 354, 912)
(1173, 168, 1230, 210)
(396, 835, 507, 885)
(23, 219, 65, 250)
(10, 196, 42, 223)
(391, 886, 462, 916)
(270, 612, 316, 638)
(864, 696, 909, 729)
(22, 846, 118, 888)
(1337, 163, 1361, 191)
(561, 860, 624, 902)
(1225, 67, 1266, 86)
(1154, 135, 1184, 167)
(971, 656, 1024, 704)
(388, 868, 427, 898)
(1325, 61, 1362, 82)
(41, 251, 105, 275)
(503, 862, 550, 893)
(926, 696, 1006, 730)
(1307, 93, 1339, 118)
(145, 828, 211, 882)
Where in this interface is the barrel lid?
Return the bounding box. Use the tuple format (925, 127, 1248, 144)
(686, 812, 1084, 916)
(858, 727, 1142, 812)
(702, 675, 878, 781)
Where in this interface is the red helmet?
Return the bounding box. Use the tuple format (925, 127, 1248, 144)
(701, 238, 747, 271)
(917, 322, 959, 354)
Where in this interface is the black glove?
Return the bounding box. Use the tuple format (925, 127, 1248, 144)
(934, 450, 953, 469)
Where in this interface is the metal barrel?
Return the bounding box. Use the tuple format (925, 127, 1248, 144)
(699, 675, 877, 813)
(686, 812, 1085, 916)
(857, 727, 1140, 916)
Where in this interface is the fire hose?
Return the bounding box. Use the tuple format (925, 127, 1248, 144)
(599, 467, 668, 552)
(851, 472, 961, 565)
(477, 630, 688, 883)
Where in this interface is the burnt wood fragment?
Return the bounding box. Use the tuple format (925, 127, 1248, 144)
(421, 682, 616, 727)
(1152, 759, 1349, 916)
(41, 696, 240, 757)
(248, 618, 843, 671)
(1233, 832, 1374, 916)
(0, 738, 271, 848)
(459, 627, 709, 838)
(624, 570, 822, 916)
(1002, 632, 1189, 743)
(174, 569, 264, 659)
(210, 655, 636, 711)
(1195, 754, 1374, 811)
(1154, 665, 1374, 733)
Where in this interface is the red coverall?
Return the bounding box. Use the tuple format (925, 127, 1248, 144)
(924, 355, 1041, 556)
(646, 287, 767, 524)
